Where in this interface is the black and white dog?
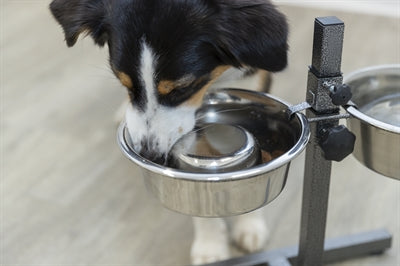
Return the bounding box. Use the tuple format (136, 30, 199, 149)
(50, 0, 288, 263)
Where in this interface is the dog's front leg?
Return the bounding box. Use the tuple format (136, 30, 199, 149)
(232, 208, 269, 252)
(191, 217, 230, 265)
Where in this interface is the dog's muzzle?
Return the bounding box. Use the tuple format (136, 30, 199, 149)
(138, 139, 168, 165)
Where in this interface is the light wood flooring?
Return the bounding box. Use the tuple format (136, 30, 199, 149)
(1, 1, 399, 265)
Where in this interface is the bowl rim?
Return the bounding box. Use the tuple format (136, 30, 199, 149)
(345, 64, 400, 134)
(117, 89, 311, 182)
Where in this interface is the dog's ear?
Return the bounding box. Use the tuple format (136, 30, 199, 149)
(50, 0, 108, 47)
(213, 0, 288, 72)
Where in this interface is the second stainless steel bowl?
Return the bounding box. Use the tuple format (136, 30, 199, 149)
(118, 89, 310, 217)
(346, 65, 400, 180)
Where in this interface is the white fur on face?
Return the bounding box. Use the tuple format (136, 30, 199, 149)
(125, 42, 197, 159)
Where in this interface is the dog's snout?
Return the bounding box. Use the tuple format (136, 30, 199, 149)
(139, 142, 167, 165)
(140, 150, 167, 165)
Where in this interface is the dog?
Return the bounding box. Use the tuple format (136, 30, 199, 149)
(50, 0, 288, 264)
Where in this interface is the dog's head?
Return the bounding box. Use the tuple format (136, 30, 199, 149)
(50, 0, 288, 163)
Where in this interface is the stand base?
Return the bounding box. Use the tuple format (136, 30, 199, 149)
(203, 229, 392, 266)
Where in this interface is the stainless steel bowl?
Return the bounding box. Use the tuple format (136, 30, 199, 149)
(346, 65, 400, 180)
(118, 89, 310, 217)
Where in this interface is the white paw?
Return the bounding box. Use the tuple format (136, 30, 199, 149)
(190, 235, 230, 265)
(232, 217, 269, 252)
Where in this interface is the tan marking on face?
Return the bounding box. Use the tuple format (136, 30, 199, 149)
(183, 66, 231, 107)
(158, 74, 196, 95)
(117, 72, 133, 88)
(211, 65, 231, 80)
(158, 80, 176, 95)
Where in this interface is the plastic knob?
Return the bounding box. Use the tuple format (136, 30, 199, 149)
(319, 125, 356, 161)
(330, 84, 352, 106)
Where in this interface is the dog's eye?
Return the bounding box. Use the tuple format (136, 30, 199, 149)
(117, 72, 133, 89)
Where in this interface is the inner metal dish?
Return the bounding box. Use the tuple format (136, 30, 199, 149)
(118, 89, 310, 217)
(346, 65, 400, 180)
(169, 124, 261, 173)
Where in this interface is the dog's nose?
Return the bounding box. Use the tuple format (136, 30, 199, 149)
(139, 149, 167, 165)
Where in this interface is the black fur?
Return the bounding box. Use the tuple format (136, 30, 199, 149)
(50, 0, 288, 108)
(50, 0, 109, 47)
(214, 0, 288, 71)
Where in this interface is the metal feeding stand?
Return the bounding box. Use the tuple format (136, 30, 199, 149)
(204, 17, 393, 266)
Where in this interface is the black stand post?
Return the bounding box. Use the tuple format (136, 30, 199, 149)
(298, 16, 344, 266)
(202, 16, 392, 266)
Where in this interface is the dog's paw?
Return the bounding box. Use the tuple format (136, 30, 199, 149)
(232, 217, 269, 253)
(190, 234, 230, 265)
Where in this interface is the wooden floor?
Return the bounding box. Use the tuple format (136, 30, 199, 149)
(1, 1, 399, 265)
